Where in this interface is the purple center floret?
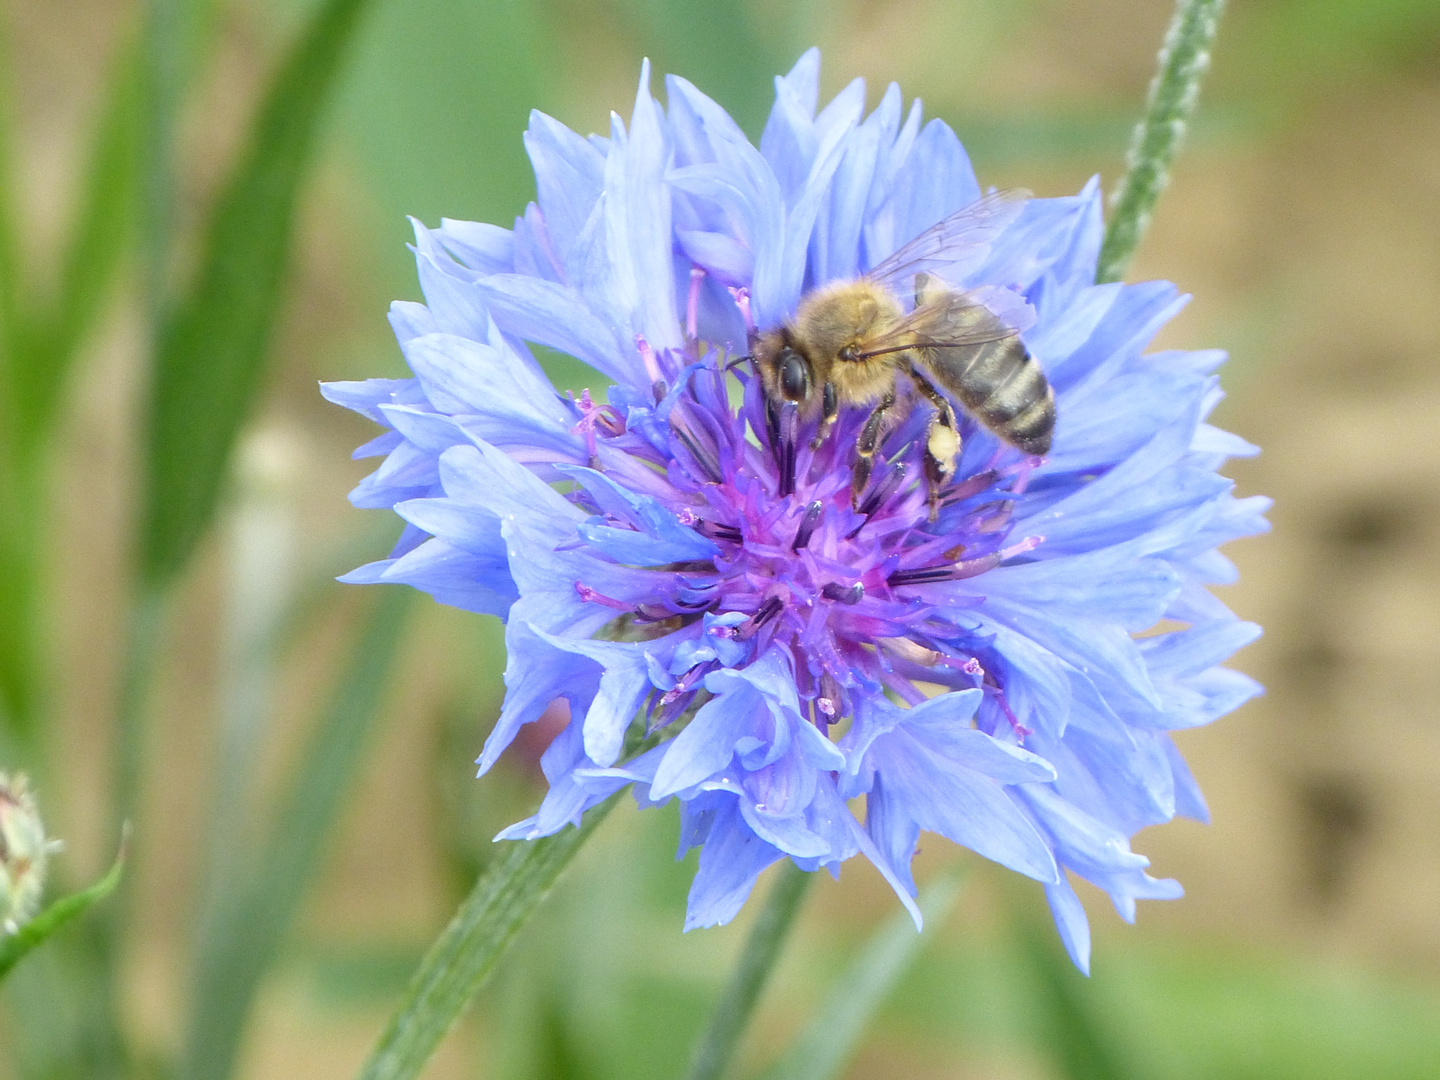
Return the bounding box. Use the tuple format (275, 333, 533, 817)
(568, 312, 1042, 743)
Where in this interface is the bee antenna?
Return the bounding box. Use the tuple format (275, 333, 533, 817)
(725, 354, 753, 371)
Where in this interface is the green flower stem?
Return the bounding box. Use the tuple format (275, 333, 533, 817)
(685, 860, 814, 1080)
(0, 828, 127, 982)
(182, 585, 410, 1080)
(356, 794, 624, 1080)
(1096, 0, 1225, 284)
(757, 867, 966, 1080)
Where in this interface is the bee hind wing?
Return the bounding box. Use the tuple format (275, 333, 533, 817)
(866, 189, 1030, 293)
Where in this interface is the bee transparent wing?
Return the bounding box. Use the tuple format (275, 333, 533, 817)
(853, 288, 1025, 360)
(866, 189, 1030, 294)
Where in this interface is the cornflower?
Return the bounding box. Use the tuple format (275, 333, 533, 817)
(325, 50, 1267, 971)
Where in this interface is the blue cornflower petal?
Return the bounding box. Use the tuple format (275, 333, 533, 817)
(330, 50, 1267, 966)
(471, 274, 635, 383)
(684, 797, 784, 930)
(1045, 876, 1093, 975)
(846, 694, 1059, 882)
(434, 218, 514, 274)
(873, 118, 982, 267)
(524, 109, 607, 260)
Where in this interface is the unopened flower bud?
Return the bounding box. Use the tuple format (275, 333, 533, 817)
(0, 773, 61, 934)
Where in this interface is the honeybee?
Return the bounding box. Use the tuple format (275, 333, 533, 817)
(754, 189, 1054, 513)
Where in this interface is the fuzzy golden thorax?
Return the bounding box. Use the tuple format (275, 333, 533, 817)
(756, 279, 913, 419)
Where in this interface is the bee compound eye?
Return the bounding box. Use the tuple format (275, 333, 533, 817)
(778, 349, 810, 401)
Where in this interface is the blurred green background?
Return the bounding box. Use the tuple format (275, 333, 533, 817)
(2, 0, 1440, 1077)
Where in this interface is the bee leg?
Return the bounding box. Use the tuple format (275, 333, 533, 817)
(810, 381, 839, 449)
(851, 391, 897, 504)
(911, 370, 961, 521)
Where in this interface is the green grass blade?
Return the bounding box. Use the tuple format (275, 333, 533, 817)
(8, 51, 141, 454)
(140, 0, 374, 588)
(0, 466, 43, 752)
(179, 585, 410, 1080)
(357, 795, 625, 1080)
(1015, 901, 1133, 1080)
(1096, 0, 1226, 283)
(0, 16, 20, 374)
(0, 831, 127, 982)
(757, 868, 966, 1080)
(686, 861, 813, 1080)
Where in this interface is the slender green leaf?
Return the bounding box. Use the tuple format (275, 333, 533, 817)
(8, 50, 142, 454)
(0, 45, 142, 753)
(757, 868, 966, 1080)
(179, 585, 410, 1080)
(0, 832, 126, 982)
(0, 465, 43, 751)
(1096, 0, 1226, 283)
(0, 16, 20, 374)
(686, 861, 813, 1080)
(0, 13, 34, 750)
(141, 0, 375, 588)
(357, 795, 624, 1080)
(1015, 899, 1133, 1080)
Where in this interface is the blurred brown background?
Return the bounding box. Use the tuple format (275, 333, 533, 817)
(4, 0, 1440, 1077)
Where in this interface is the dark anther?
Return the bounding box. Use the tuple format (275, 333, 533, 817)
(821, 582, 864, 605)
(941, 469, 1000, 508)
(754, 596, 784, 626)
(738, 595, 785, 639)
(791, 500, 824, 551)
(675, 587, 718, 610)
(777, 401, 800, 498)
(847, 460, 909, 539)
(857, 461, 908, 518)
(672, 421, 722, 482)
(816, 672, 843, 722)
(886, 553, 1001, 588)
(652, 379, 667, 403)
(695, 520, 743, 543)
(658, 660, 718, 707)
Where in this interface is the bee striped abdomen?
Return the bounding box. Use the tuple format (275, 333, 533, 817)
(931, 338, 1055, 456)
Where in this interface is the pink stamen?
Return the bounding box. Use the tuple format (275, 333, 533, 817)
(999, 535, 1043, 560)
(686, 267, 705, 341)
(570, 388, 625, 456)
(575, 582, 632, 610)
(635, 334, 664, 389)
(984, 681, 1033, 740)
(1011, 457, 1042, 494)
(728, 286, 754, 331)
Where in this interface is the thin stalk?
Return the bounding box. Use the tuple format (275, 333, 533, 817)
(356, 795, 624, 1080)
(82, 584, 166, 1080)
(685, 861, 814, 1080)
(137, 0, 185, 324)
(757, 867, 967, 1080)
(1096, 0, 1226, 283)
(110, 587, 167, 895)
